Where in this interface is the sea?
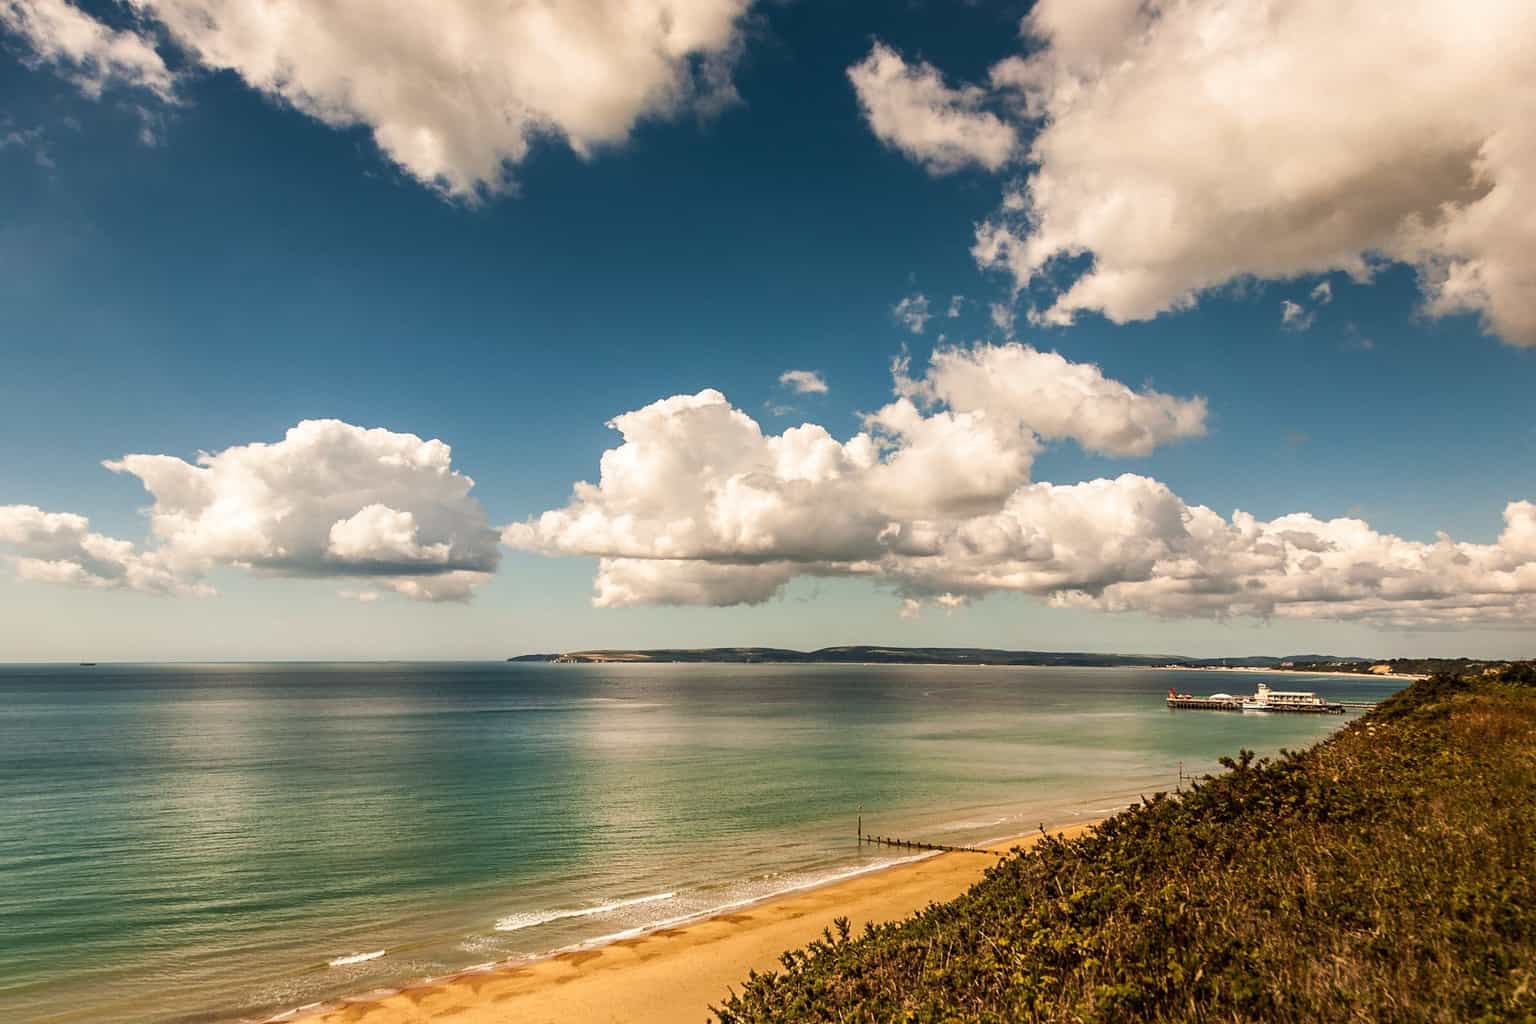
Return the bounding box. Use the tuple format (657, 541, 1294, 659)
(0, 662, 1407, 1024)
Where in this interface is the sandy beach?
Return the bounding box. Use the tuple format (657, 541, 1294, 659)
(282, 823, 1097, 1024)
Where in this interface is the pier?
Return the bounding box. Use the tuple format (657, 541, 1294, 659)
(1165, 681, 1361, 714)
(1166, 695, 1245, 711)
(1164, 696, 1376, 712)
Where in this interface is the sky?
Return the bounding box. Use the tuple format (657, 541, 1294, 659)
(2, 0, 1535, 662)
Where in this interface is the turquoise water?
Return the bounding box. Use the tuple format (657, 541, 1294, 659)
(0, 663, 1405, 1024)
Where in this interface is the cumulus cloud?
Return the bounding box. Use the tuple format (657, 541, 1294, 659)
(0, 420, 498, 601)
(0, 504, 204, 595)
(1, 0, 750, 196)
(508, 346, 1536, 627)
(946, 295, 964, 318)
(778, 369, 828, 395)
(908, 344, 1207, 457)
(847, 42, 1017, 175)
(591, 558, 798, 608)
(382, 570, 494, 603)
(506, 343, 1208, 605)
(0, 0, 174, 100)
(328, 504, 454, 566)
(891, 293, 931, 333)
(965, 0, 1536, 345)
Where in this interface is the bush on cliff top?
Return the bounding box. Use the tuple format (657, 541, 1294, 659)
(715, 668, 1536, 1024)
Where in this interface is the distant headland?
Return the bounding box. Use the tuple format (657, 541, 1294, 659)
(508, 647, 1486, 676)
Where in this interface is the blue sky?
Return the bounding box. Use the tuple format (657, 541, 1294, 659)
(2, 0, 1534, 660)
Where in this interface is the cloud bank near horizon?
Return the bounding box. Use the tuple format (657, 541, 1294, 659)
(1, 420, 498, 601)
(505, 345, 1536, 628)
(850, 0, 1536, 347)
(5, 345, 1536, 629)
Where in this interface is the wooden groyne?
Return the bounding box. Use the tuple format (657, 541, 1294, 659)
(858, 833, 991, 855)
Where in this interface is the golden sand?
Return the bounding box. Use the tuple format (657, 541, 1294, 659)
(287, 823, 1096, 1024)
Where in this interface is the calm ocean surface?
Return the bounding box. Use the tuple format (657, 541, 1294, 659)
(0, 662, 1406, 1024)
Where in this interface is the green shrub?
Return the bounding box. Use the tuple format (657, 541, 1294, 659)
(715, 668, 1536, 1024)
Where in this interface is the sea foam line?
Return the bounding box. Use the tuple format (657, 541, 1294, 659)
(545, 853, 939, 955)
(327, 949, 386, 967)
(494, 891, 677, 932)
(263, 855, 935, 1024)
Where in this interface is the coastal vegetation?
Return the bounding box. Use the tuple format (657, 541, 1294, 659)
(715, 666, 1536, 1023)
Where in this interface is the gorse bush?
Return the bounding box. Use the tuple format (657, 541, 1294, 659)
(715, 668, 1536, 1024)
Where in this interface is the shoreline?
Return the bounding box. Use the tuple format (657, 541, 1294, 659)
(272, 822, 1100, 1024)
(1147, 664, 1426, 681)
(523, 660, 1427, 680)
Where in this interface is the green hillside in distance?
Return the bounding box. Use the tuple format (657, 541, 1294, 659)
(509, 646, 1372, 669)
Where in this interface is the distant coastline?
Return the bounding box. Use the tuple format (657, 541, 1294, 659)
(508, 646, 1471, 678)
(1148, 664, 1426, 681)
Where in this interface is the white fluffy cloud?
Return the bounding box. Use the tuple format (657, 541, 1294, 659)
(0, 504, 203, 595)
(9, 369, 1536, 629)
(507, 346, 1536, 627)
(962, 0, 1536, 345)
(909, 344, 1207, 458)
(840, 3, 1536, 346)
(2, 0, 750, 196)
(895, 477, 1536, 629)
(506, 343, 1208, 604)
(0, 420, 498, 601)
(778, 369, 828, 395)
(0, 0, 174, 99)
(847, 42, 1017, 175)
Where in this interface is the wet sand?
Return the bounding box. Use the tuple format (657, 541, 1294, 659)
(284, 823, 1097, 1024)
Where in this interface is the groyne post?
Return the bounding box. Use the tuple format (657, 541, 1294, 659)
(859, 832, 990, 855)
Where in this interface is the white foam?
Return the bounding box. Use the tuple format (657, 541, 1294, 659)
(266, 856, 937, 1024)
(327, 950, 385, 967)
(494, 891, 677, 932)
(549, 854, 937, 954)
(940, 815, 1010, 831)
